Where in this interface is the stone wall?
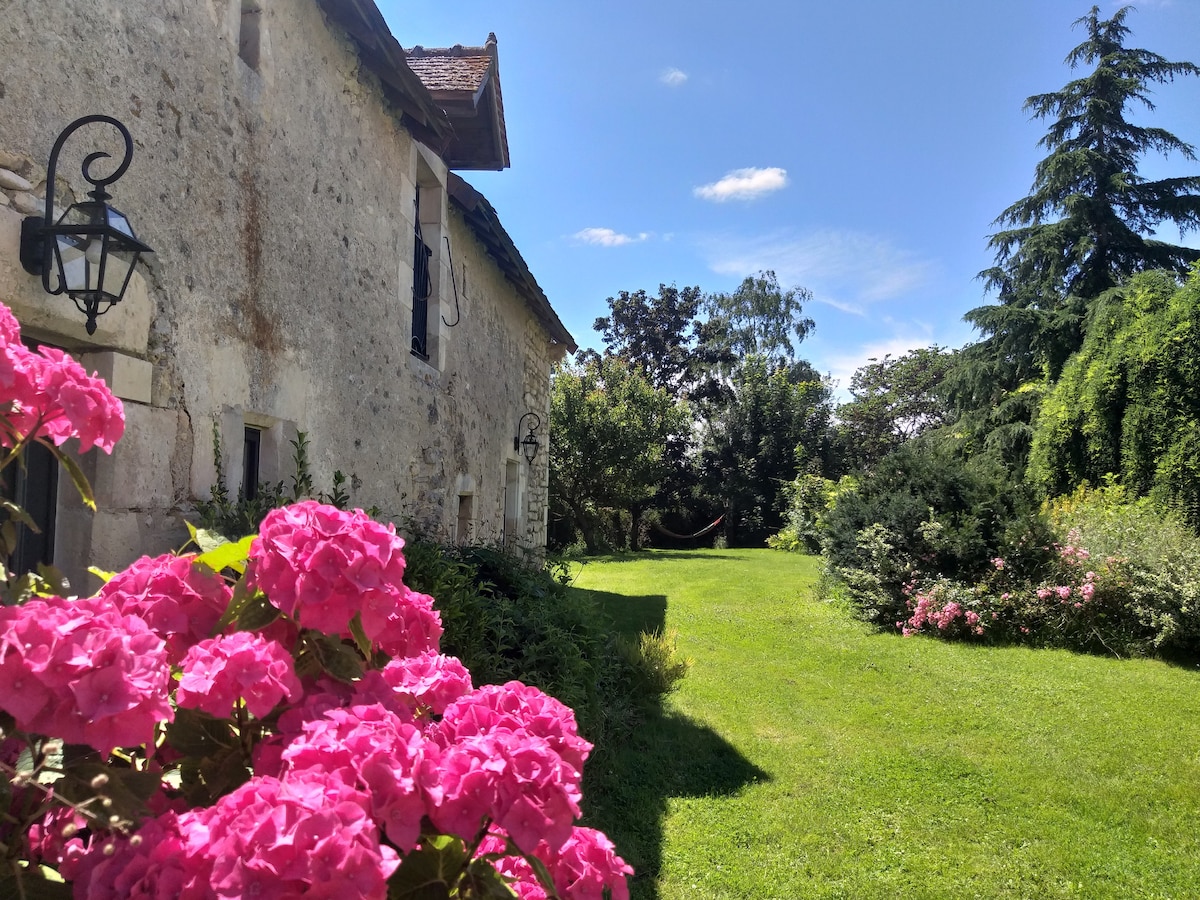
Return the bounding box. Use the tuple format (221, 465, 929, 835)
(0, 0, 560, 588)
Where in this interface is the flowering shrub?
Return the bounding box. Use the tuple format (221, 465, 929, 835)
(0, 302, 630, 900)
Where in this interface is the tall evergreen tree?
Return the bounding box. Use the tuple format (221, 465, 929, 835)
(964, 5, 1200, 390)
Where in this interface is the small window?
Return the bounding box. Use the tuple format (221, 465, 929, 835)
(243, 426, 262, 500)
(239, 1, 262, 71)
(411, 188, 432, 359)
(503, 460, 520, 545)
(456, 494, 474, 543)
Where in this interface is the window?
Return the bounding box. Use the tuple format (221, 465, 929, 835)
(456, 494, 474, 543)
(1, 436, 57, 577)
(238, 1, 262, 71)
(503, 460, 520, 545)
(242, 426, 262, 500)
(411, 188, 433, 359)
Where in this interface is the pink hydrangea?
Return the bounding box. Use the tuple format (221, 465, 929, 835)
(353, 651, 473, 720)
(422, 729, 580, 854)
(248, 501, 440, 652)
(548, 827, 634, 900)
(59, 812, 201, 900)
(438, 681, 592, 777)
(180, 770, 398, 900)
(0, 595, 172, 754)
(98, 553, 232, 663)
(0, 335, 124, 454)
(176, 631, 301, 718)
(282, 702, 435, 851)
(477, 830, 549, 900)
(1056, 585, 1072, 601)
(1080, 582, 1096, 601)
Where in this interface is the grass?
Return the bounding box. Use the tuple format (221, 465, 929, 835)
(572, 549, 1200, 900)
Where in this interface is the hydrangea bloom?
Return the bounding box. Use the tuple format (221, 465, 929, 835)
(98, 553, 232, 663)
(179, 770, 399, 900)
(0, 336, 124, 453)
(549, 827, 635, 900)
(0, 595, 171, 754)
(353, 651, 473, 719)
(281, 702, 435, 851)
(176, 631, 301, 718)
(423, 728, 581, 854)
(249, 501, 441, 653)
(60, 813, 199, 900)
(439, 681, 592, 777)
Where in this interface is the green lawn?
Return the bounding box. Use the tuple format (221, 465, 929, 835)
(573, 549, 1200, 900)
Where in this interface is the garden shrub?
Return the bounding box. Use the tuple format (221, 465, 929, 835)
(767, 474, 835, 553)
(821, 438, 1048, 625)
(890, 484, 1200, 661)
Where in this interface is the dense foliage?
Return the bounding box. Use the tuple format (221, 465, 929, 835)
(553, 269, 831, 551)
(1029, 267, 1200, 525)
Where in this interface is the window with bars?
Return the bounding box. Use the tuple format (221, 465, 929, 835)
(411, 189, 433, 359)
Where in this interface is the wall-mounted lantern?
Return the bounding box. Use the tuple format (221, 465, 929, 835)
(514, 412, 541, 464)
(19, 115, 153, 335)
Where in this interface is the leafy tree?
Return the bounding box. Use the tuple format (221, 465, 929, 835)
(956, 5, 1200, 428)
(1028, 266, 1200, 525)
(549, 355, 689, 553)
(835, 347, 956, 471)
(702, 270, 815, 369)
(701, 357, 832, 546)
(592, 284, 704, 390)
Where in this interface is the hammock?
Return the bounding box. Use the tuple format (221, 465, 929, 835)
(652, 515, 724, 541)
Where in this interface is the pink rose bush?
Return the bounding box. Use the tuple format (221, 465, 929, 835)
(898, 531, 1130, 649)
(0, 302, 631, 900)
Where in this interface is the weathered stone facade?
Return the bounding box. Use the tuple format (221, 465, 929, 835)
(0, 0, 573, 589)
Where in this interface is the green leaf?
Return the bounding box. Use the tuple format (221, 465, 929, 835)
(165, 708, 238, 758)
(194, 534, 256, 576)
(214, 577, 259, 634)
(311, 634, 364, 683)
(348, 613, 373, 657)
(54, 450, 95, 510)
(388, 835, 470, 900)
(87, 565, 117, 584)
(55, 763, 163, 825)
(237, 592, 282, 631)
(0, 497, 40, 529)
(461, 859, 521, 899)
(178, 744, 252, 808)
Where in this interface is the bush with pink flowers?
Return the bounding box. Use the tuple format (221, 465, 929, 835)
(0, 302, 630, 900)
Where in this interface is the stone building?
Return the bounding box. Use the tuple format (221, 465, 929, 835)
(0, 0, 575, 590)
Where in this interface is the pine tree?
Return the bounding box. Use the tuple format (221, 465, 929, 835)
(966, 5, 1200, 387)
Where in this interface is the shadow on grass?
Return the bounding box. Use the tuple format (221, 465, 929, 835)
(571, 586, 771, 900)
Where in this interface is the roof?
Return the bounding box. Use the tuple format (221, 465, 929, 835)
(448, 173, 576, 353)
(405, 36, 511, 171)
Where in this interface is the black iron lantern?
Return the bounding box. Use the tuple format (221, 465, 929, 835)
(514, 412, 541, 464)
(19, 115, 153, 335)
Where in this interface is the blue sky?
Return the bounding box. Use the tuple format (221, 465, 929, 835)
(378, 1, 1200, 394)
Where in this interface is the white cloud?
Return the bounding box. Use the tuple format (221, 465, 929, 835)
(660, 67, 688, 87)
(693, 167, 788, 202)
(821, 332, 937, 401)
(703, 227, 936, 309)
(572, 227, 650, 247)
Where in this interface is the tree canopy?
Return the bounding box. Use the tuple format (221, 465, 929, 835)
(964, 4, 1200, 388)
